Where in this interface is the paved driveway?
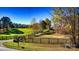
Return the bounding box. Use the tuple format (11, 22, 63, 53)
(0, 40, 18, 51)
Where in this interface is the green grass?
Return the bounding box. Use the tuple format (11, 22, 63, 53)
(4, 41, 79, 51)
(17, 28, 33, 35)
(0, 34, 25, 40)
(0, 28, 33, 35)
(0, 28, 33, 40)
(3, 41, 63, 51)
(6, 28, 24, 34)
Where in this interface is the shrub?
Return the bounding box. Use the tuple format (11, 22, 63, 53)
(43, 29, 55, 35)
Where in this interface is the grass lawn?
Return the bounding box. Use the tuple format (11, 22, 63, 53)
(17, 28, 33, 35)
(3, 41, 61, 51)
(3, 41, 79, 51)
(0, 28, 33, 40)
(0, 28, 33, 35)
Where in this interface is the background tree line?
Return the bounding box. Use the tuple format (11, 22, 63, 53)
(0, 16, 29, 29)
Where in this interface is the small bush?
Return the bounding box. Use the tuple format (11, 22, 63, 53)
(43, 29, 54, 35)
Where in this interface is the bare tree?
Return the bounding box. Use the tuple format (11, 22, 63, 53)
(52, 7, 79, 47)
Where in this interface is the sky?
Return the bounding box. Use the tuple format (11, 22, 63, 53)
(0, 7, 53, 24)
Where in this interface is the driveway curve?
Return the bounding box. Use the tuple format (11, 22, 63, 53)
(0, 40, 18, 51)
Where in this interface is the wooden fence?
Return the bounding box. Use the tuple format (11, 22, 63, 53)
(0, 34, 71, 46)
(25, 37, 71, 45)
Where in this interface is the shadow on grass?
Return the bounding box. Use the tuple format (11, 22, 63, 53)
(4, 29, 24, 34)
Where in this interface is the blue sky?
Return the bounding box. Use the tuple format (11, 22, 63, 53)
(0, 7, 53, 24)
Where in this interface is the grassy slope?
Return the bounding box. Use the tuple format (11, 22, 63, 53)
(0, 28, 33, 36)
(3, 41, 61, 51)
(3, 41, 79, 51)
(17, 28, 33, 35)
(0, 28, 33, 40)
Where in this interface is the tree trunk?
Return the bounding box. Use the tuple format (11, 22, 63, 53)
(71, 8, 76, 47)
(71, 20, 76, 45)
(75, 13, 79, 48)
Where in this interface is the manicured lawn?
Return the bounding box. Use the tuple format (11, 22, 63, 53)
(0, 34, 25, 40)
(17, 28, 33, 35)
(3, 41, 62, 51)
(0, 28, 33, 40)
(0, 28, 33, 35)
(3, 41, 79, 51)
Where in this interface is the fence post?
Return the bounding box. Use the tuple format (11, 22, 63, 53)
(48, 38, 50, 44)
(32, 38, 33, 43)
(57, 39, 59, 44)
(40, 38, 41, 43)
(50, 39, 52, 44)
